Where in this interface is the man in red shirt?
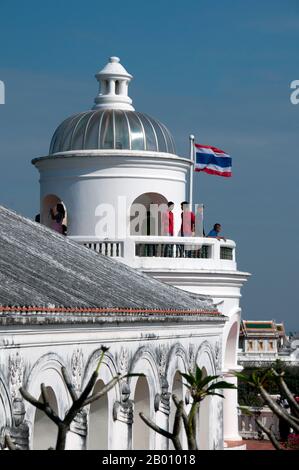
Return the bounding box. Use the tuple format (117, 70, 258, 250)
(180, 201, 195, 237)
(162, 201, 174, 256)
(162, 201, 174, 236)
(180, 201, 195, 257)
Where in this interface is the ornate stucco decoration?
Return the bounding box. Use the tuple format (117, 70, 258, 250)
(71, 348, 84, 392)
(113, 382, 133, 424)
(8, 352, 24, 400)
(156, 344, 168, 378)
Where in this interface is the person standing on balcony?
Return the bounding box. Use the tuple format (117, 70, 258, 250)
(162, 201, 174, 257)
(207, 223, 226, 241)
(50, 203, 65, 235)
(180, 201, 195, 257)
(180, 201, 195, 237)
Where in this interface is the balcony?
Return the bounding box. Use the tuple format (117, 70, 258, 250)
(70, 235, 237, 271)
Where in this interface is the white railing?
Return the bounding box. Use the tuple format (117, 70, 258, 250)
(238, 406, 279, 440)
(83, 240, 123, 257)
(69, 235, 236, 270)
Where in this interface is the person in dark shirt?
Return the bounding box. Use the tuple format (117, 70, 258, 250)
(50, 203, 65, 234)
(207, 223, 226, 241)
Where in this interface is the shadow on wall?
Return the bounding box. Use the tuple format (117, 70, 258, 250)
(33, 387, 58, 450)
(133, 376, 150, 449)
(87, 379, 108, 450)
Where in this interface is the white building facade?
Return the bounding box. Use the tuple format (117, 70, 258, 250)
(2, 56, 250, 449)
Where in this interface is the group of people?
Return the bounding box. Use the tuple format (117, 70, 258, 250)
(162, 200, 226, 241)
(35, 203, 67, 235)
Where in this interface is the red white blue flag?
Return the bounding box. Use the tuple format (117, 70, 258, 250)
(194, 143, 232, 177)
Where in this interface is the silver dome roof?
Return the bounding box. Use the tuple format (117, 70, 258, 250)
(49, 109, 176, 155)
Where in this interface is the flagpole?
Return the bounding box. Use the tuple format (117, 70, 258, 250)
(189, 134, 195, 208)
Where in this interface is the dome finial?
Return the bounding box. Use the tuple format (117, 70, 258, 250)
(93, 56, 134, 111)
(110, 56, 120, 63)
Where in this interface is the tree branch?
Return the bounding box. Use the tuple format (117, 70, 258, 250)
(61, 366, 78, 402)
(259, 385, 299, 433)
(139, 412, 173, 440)
(271, 369, 299, 419)
(255, 418, 284, 451)
(172, 400, 183, 450)
(20, 387, 61, 426)
(83, 376, 121, 406)
(4, 434, 18, 450)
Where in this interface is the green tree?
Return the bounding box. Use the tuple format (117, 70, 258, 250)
(140, 366, 236, 450)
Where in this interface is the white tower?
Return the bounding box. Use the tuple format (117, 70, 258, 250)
(33, 56, 250, 446)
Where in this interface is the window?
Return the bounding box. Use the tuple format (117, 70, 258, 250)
(258, 341, 264, 351)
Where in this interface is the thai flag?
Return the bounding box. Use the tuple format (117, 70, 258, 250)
(194, 143, 232, 177)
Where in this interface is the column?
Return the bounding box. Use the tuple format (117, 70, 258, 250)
(111, 399, 133, 449)
(223, 373, 242, 442)
(154, 391, 171, 450)
(65, 409, 87, 450)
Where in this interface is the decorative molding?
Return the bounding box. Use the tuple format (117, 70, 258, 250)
(117, 347, 130, 377)
(113, 382, 133, 424)
(8, 353, 24, 400)
(188, 344, 195, 371)
(214, 341, 222, 372)
(156, 344, 168, 378)
(71, 349, 84, 392)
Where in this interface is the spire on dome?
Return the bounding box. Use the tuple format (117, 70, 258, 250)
(93, 56, 134, 111)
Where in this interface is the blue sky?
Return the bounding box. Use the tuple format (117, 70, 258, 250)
(0, 0, 298, 330)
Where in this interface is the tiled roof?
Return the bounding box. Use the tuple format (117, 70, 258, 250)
(0, 206, 217, 314)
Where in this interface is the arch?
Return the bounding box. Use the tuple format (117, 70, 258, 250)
(0, 375, 12, 437)
(130, 192, 168, 236)
(133, 376, 151, 450)
(24, 353, 71, 448)
(129, 348, 159, 450)
(223, 309, 241, 370)
(87, 379, 108, 450)
(196, 341, 217, 376)
(196, 342, 217, 450)
(166, 343, 188, 386)
(198, 367, 211, 450)
(83, 349, 120, 450)
(41, 194, 67, 234)
(224, 321, 239, 369)
(33, 386, 58, 449)
(169, 371, 185, 449)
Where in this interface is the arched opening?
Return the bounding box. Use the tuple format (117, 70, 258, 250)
(223, 320, 241, 441)
(133, 376, 150, 450)
(115, 80, 120, 95)
(33, 387, 58, 449)
(224, 322, 239, 369)
(87, 379, 108, 450)
(169, 371, 184, 449)
(130, 192, 168, 236)
(198, 367, 210, 450)
(41, 194, 67, 235)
